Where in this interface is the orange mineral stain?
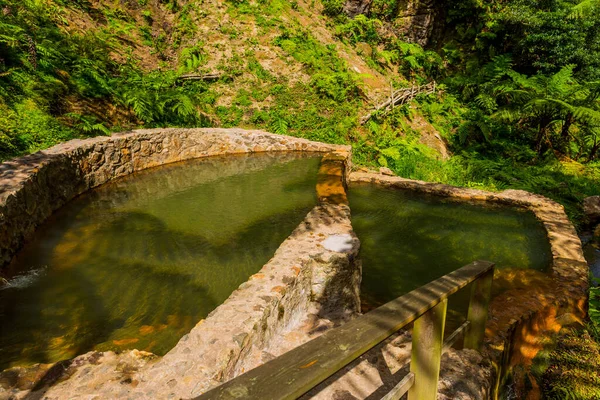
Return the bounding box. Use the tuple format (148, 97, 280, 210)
(113, 338, 139, 346)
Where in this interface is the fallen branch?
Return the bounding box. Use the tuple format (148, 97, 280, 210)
(176, 72, 222, 81)
(360, 81, 439, 125)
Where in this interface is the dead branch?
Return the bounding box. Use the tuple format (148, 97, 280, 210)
(360, 81, 439, 125)
(176, 72, 222, 82)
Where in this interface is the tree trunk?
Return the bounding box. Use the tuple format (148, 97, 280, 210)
(535, 122, 549, 156)
(559, 112, 574, 155)
(588, 139, 600, 162)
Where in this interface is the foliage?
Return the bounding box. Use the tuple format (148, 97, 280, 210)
(444, 0, 600, 81)
(541, 325, 600, 399)
(0, 0, 209, 161)
(335, 15, 382, 45)
(569, 0, 600, 19)
(452, 59, 600, 159)
(591, 279, 600, 328)
(387, 40, 444, 79)
(321, 0, 345, 16)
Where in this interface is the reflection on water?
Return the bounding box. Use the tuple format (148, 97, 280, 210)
(348, 183, 552, 328)
(0, 153, 321, 370)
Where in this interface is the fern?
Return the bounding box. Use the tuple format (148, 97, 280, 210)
(569, 0, 600, 18)
(272, 117, 288, 135)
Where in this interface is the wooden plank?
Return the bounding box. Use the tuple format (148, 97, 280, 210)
(381, 372, 415, 400)
(408, 299, 447, 400)
(464, 268, 494, 350)
(443, 321, 470, 353)
(380, 319, 470, 400)
(194, 260, 494, 400)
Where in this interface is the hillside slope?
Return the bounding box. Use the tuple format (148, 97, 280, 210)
(0, 0, 394, 154)
(1, 0, 599, 222)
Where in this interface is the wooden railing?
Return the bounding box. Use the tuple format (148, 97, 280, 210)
(194, 260, 495, 400)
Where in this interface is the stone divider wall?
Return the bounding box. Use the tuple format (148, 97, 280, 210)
(349, 171, 589, 398)
(0, 128, 345, 272)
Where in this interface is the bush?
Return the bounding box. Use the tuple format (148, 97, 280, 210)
(322, 0, 345, 16)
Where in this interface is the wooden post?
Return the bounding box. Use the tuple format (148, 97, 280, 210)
(464, 268, 494, 351)
(408, 298, 447, 400)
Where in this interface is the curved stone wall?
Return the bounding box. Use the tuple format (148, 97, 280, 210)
(0, 128, 345, 271)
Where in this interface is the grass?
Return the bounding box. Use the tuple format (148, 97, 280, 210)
(539, 281, 600, 399)
(541, 326, 600, 399)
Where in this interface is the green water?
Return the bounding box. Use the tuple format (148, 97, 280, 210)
(348, 183, 552, 318)
(0, 153, 321, 370)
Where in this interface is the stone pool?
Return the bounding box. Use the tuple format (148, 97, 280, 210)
(0, 129, 587, 400)
(348, 183, 552, 312)
(0, 153, 321, 369)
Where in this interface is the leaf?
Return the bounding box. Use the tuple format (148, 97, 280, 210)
(272, 117, 288, 135)
(380, 147, 401, 161)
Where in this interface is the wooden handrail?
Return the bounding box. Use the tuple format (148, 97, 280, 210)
(194, 260, 495, 400)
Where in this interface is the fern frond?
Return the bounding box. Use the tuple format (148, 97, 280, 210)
(272, 117, 288, 135)
(569, 0, 600, 18)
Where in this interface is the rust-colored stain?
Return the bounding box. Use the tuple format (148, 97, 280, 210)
(113, 338, 139, 346)
(299, 360, 318, 369)
(316, 155, 348, 205)
(483, 262, 588, 399)
(271, 286, 286, 294)
(291, 266, 301, 276)
(250, 273, 265, 280)
(316, 174, 348, 205)
(318, 163, 343, 177)
(139, 325, 155, 336)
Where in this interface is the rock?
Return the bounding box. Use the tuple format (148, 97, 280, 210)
(379, 167, 394, 176)
(584, 196, 600, 223)
(343, 0, 372, 17)
(343, 0, 438, 46)
(594, 224, 600, 241)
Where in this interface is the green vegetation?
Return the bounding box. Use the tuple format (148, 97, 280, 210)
(541, 323, 600, 399)
(0, 0, 599, 222)
(0, 0, 208, 157)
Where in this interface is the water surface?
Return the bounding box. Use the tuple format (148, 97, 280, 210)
(348, 183, 552, 315)
(0, 153, 321, 369)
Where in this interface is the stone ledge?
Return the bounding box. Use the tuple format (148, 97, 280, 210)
(0, 128, 349, 272)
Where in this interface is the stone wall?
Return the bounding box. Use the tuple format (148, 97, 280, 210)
(349, 171, 588, 398)
(0, 128, 345, 272)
